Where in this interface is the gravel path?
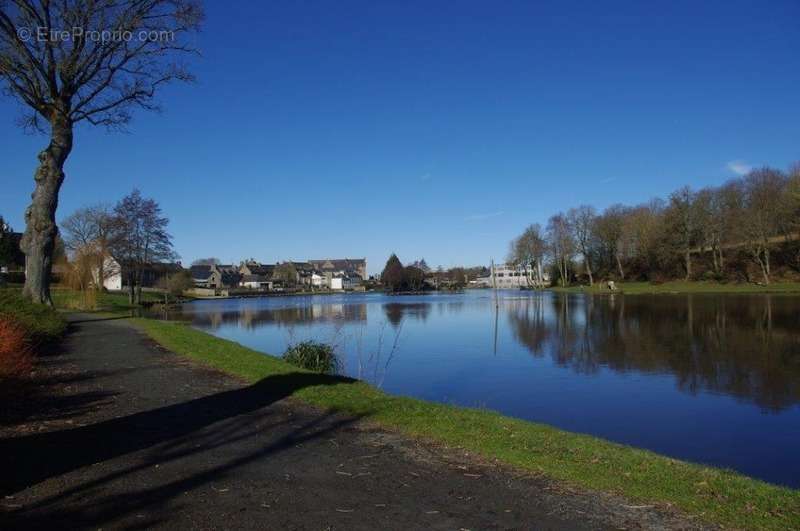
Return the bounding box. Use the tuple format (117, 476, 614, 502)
(0, 315, 708, 530)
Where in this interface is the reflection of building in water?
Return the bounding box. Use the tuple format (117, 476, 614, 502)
(506, 293, 800, 411)
(186, 303, 368, 330)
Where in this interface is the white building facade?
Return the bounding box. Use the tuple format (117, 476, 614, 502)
(476, 263, 548, 288)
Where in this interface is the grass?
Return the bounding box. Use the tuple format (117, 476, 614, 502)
(283, 341, 339, 373)
(135, 317, 799, 530)
(0, 290, 67, 345)
(549, 280, 800, 295)
(51, 287, 166, 312)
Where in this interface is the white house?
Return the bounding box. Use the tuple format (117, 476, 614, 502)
(240, 274, 272, 290)
(476, 263, 550, 288)
(99, 257, 122, 291)
(310, 272, 326, 288)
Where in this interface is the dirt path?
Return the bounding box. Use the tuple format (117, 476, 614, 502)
(1, 315, 707, 530)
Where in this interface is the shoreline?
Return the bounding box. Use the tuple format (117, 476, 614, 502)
(134, 317, 799, 530)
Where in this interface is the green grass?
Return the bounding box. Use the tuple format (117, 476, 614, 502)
(549, 280, 800, 295)
(283, 340, 339, 373)
(135, 317, 799, 530)
(0, 290, 67, 345)
(51, 288, 165, 312)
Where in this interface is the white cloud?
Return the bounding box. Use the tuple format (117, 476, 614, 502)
(465, 211, 505, 221)
(727, 160, 752, 176)
(420, 173, 432, 182)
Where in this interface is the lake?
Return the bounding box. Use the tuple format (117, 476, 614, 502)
(156, 290, 800, 487)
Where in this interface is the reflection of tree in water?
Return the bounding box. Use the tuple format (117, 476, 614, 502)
(507, 294, 800, 411)
(382, 303, 430, 328)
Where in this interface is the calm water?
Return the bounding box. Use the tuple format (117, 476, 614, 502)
(157, 290, 800, 487)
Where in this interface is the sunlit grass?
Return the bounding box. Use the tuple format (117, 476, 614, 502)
(135, 317, 800, 530)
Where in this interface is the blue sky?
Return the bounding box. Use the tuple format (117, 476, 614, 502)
(2, 0, 799, 274)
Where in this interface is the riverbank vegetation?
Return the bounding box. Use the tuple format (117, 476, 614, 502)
(283, 341, 340, 373)
(0, 291, 66, 396)
(510, 163, 800, 288)
(136, 317, 798, 530)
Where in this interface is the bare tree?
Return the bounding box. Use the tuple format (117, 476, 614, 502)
(666, 186, 700, 280)
(567, 205, 596, 285)
(508, 223, 547, 288)
(594, 205, 627, 279)
(108, 189, 176, 303)
(787, 163, 800, 270)
(61, 204, 115, 289)
(740, 168, 786, 284)
(546, 213, 575, 287)
(0, 0, 202, 304)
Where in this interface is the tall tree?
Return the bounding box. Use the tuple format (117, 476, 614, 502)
(381, 254, 405, 293)
(567, 205, 597, 285)
(0, 1, 202, 304)
(594, 205, 627, 279)
(508, 223, 546, 287)
(740, 168, 786, 284)
(666, 186, 700, 280)
(61, 204, 114, 289)
(108, 189, 175, 303)
(403, 265, 425, 292)
(786, 163, 800, 270)
(273, 262, 298, 287)
(546, 213, 575, 287)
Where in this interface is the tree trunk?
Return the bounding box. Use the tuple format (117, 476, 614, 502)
(128, 270, 136, 304)
(615, 254, 625, 280)
(584, 255, 593, 286)
(538, 261, 544, 288)
(684, 249, 692, 280)
(21, 114, 73, 305)
(711, 246, 719, 274)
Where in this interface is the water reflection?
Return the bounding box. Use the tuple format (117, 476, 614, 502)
(506, 294, 800, 412)
(152, 292, 800, 485)
(183, 302, 368, 330)
(158, 293, 800, 412)
(383, 302, 430, 327)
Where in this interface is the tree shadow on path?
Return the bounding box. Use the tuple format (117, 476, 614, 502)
(0, 372, 358, 498)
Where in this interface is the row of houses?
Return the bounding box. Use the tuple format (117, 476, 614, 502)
(98, 256, 366, 294)
(189, 258, 367, 292)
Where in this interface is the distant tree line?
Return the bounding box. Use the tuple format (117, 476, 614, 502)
(380, 254, 487, 292)
(509, 163, 800, 286)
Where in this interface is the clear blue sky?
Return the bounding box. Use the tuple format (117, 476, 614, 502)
(2, 0, 799, 274)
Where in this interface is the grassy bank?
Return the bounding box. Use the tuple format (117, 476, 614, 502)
(549, 280, 800, 295)
(0, 290, 67, 345)
(136, 318, 798, 530)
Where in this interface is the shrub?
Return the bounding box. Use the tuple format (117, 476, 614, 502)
(283, 341, 339, 374)
(0, 316, 33, 379)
